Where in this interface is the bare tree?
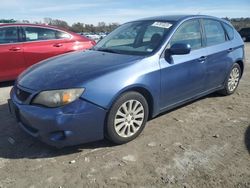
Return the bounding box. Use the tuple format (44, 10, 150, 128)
(71, 22, 85, 33)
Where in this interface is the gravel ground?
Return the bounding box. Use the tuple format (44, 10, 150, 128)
(0, 44, 249, 188)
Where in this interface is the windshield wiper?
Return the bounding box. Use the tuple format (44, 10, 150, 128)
(96, 48, 119, 54)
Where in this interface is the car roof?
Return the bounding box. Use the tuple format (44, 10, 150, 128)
(132, 14, 228, 23)
(0, 23, 70, 32)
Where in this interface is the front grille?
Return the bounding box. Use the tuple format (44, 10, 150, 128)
(15, 87, 31, 102)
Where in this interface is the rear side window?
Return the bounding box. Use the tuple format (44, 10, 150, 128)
(169, 19, 202, 50)
(56, 31, 71, 39)
(0, 27, 18, 44)
(203, 19, 226, 46)
(223, 23, 234, 40)
(23, 27, 70, 41)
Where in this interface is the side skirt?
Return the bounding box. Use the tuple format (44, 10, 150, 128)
(153, 86, 224, 118)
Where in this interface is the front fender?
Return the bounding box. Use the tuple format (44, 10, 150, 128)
(81, 57, 161, 115)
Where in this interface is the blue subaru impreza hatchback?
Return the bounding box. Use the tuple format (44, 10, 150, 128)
(9, 15, 244, 147)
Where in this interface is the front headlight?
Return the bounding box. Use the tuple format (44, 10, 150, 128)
(32, 88, 85, 107)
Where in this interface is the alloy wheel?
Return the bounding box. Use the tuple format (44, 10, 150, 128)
(114, 100, 144, 138)
(228, 67, 240, 92)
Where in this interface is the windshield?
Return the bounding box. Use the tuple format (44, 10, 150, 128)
(93, 20, 174, 56)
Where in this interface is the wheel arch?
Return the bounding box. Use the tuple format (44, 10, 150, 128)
(235, 60, 244, 78)
(108, 85, 155, 119)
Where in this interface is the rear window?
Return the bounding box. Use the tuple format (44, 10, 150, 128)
(223, 23, 234, 40)
(203, 19, 226, 46)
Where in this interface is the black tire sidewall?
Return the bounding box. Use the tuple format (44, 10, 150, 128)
(105, 91, 149, 144)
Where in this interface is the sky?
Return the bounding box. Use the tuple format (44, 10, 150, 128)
(1, 0, 250, 25)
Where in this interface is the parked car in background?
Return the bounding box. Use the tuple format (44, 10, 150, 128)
(239, 27, 250, 41)
(99, 32, 108, 39)
(78, 32, 109, 42)
(9, 15, 244, 148)
(0, 23, 96, 82)
(84, 32, 102, 41)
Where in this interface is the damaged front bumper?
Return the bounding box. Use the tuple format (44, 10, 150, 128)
(9, 85, 107, 148)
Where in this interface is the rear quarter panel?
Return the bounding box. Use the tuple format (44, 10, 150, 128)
(230, 28, 245, 71)
(65, 34, 95, 52)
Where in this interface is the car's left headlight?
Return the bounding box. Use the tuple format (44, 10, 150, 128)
(32, 88, 85, 107)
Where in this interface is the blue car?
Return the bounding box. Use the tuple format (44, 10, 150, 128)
(9, 15, 245, 148)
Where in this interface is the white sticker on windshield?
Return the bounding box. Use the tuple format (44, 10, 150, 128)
(152, 22, 172, 29)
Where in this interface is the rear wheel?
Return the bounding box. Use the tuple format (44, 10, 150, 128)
(219, 63, 241, 95)
(105, 91, 149, 144)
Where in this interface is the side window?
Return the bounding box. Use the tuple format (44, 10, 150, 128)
(56, 31, 71, 39)
(0, 27, 18, 44)
(222, 23, 234, 40)
(203, 19, 226, 46)
(170, 19, 202, 50)
(23, 27, 58, 41)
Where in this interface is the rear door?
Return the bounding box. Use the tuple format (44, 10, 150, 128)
(0, 26, 26, 81)
(21, 26, 69, 67)
(160, 19, 207, 109)
(201, 19, 233, 90)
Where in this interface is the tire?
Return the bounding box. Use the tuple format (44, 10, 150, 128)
(219, 63, 241, 96)
(105, 91, 149, 144)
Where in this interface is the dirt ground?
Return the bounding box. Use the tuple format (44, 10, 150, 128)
(0, 44, 249, 188)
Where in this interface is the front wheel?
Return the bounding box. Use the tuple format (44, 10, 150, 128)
(105, 91, 149, 144)
(219, 63, 241, 95)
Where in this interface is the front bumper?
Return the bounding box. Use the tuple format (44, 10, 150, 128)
(10, 87, 107, 148)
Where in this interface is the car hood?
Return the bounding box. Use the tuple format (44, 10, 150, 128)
(18, 50, 143, 91)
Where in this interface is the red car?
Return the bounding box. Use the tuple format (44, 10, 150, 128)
(0, 23, 96, 82)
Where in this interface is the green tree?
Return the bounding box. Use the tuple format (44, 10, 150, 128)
(0, 19, 16, 23)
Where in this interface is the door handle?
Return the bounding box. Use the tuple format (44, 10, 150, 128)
(198, 56, 207, 63)
(53, 43, 63, 47)
(9, 47, 21, 51)
(227, 48, 234, 53)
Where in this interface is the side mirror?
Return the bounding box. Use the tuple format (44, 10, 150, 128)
(168, 43, 191, 55)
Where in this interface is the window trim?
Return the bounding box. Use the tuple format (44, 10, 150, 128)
(221, 22, 234, 41)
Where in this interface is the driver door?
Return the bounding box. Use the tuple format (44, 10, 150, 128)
(159, 19, 207, 109)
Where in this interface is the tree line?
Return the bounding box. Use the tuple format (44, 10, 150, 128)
(223, 17, 250, 31)
(0, 18, 119, 33)
(1, 17, 250, 33)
